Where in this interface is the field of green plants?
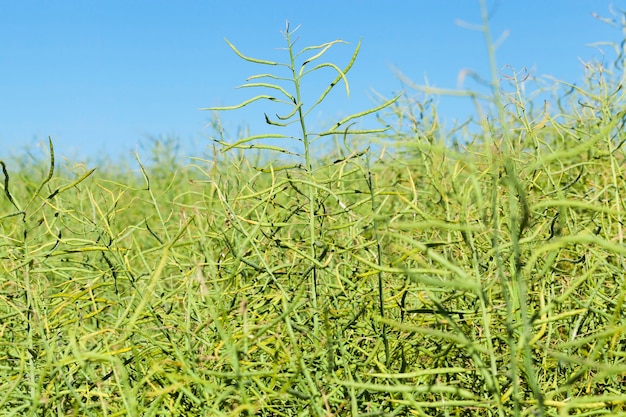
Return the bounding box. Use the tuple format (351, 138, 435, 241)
(2, 9, 626, 417)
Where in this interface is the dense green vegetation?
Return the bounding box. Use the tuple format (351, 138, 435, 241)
(1, 7, 625, 417)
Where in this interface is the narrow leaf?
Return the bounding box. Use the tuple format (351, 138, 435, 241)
(224, 38, 278, 66)
(299, 39, 346, 55)
(301, 40, 347, 65)
(254, 164, 304, 172)
(323, 93, 402, 133)
(247, 73, 289, 82)
(200, 95, 277, 111)
(219, 133, 294, 152)
(237, 82, 294, 101)
(47, 168, 96, 200)
(316, 126, 392, 137)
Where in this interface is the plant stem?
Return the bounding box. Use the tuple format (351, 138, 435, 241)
(285, 26, 319, 337)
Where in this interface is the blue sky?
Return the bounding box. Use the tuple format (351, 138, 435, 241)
(0, 1, 622, 163)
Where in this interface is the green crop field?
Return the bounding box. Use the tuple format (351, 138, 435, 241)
(1, 9, 625, 417)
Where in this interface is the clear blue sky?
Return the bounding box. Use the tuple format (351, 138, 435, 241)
(0, 1, 622, 163)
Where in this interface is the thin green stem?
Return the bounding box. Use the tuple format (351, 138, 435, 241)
(285, 26, 319, 337)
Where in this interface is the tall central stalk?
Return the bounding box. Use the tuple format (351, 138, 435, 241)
(285, 28, 319, 336)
